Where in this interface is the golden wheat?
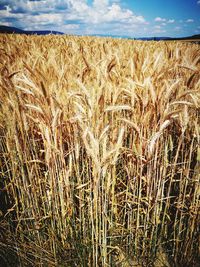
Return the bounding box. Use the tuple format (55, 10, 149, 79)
(0, 34, 199, 266)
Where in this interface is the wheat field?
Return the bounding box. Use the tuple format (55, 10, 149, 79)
(0, 34, 199, 266)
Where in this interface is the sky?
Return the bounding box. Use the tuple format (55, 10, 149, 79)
(0, 0, 200, 37)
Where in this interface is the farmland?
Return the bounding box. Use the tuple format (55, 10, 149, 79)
(0, 34, 199, 266)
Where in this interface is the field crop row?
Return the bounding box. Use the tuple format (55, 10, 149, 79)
(0, 34, 199, 266)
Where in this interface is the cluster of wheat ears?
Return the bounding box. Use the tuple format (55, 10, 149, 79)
(0, 34, 199, 266)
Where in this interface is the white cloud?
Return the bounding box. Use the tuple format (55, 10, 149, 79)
(155, 17, 166, 22)
(3, 0, 53, 14)
(69, 0, 90, 14)
(0, 21, 12, 26)
(186, 19, 194, 23)
(167, 19, 175, 23)
(197, 1, 200, 4)
(30, 13, 63, 25)
(161, 23, 166, 26)
(0, 5, 13, 17)
(64, 24, 79, 30)
(155, 17, 174, 24)
(175, 26, 181, 31)
(0, 0, 147, 36)
(154, 25, 161, 29)
(153, 29, 166, 34)
(68, 2, 146, 25)
(93, 0, 109, 9)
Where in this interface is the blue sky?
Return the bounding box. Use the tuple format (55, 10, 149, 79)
(0, 0, 200, 37)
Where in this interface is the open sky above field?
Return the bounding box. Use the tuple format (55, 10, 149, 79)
(0, 0, 200, 37)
